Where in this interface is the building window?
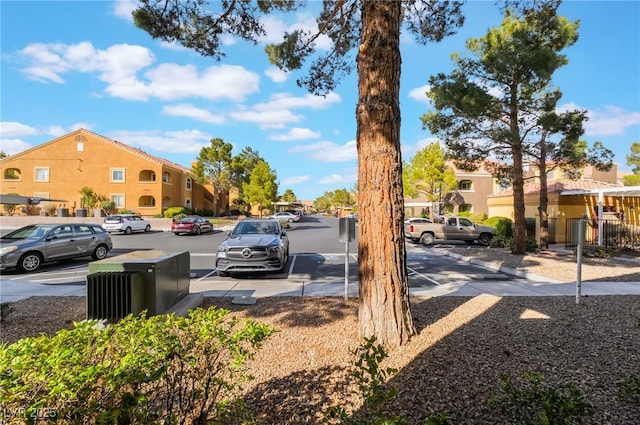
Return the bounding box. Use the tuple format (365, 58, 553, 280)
(77, 142, 84, 152)
(111, 194, 124, 208)
(459, 204, 472, 213)
(162, 172, 171, 183)
(111, 168, 125, 182)
(186, 177, 192, 190)
(458, 180, 472, 190)
(3, 168, 21, 180)
(139, 196, 156, 208)
(185, 199, 191, 209)
(35, 167, 50, 182)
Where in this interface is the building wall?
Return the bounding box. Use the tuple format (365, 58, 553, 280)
(0, 130, 215, 217)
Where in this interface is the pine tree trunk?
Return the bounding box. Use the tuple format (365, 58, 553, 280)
(538, 136, 549, 249)
(356, 0, 416, 347)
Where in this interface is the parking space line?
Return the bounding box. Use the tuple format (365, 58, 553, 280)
(407, 266, 441, 285)
(197, 270, 218, 281)
(288, 255, 297, 275)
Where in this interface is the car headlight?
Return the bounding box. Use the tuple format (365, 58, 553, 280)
(268, 246, 281, 253)
(0, 245, 18, 256)
(218, 245, 229, 252)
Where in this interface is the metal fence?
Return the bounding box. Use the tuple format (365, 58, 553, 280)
(565, 218, 640, 253)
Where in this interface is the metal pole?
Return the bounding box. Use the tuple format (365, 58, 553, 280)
(344, 240, 349, 300)
(576, 220, 585, 304)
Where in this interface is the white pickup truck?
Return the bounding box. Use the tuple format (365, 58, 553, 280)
(404, 216, 496, 246)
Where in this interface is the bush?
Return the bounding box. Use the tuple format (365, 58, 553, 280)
(490, 372, 593, 425)
(163, 206, 192, 218)
(0, 308, 275, 424)
(484, 216, 514, 239)
(324, 337, 449, 425)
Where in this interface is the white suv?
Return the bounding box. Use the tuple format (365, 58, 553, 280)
(103, 214, 151, 235)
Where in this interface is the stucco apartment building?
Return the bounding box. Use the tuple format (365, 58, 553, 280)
(404, 160, 507, 217)
(0, 129, 227, 217)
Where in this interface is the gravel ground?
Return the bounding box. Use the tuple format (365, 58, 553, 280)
(1, 247, 639, 424)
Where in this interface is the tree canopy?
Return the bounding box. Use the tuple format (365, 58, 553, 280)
(422, 4, 580, 254)
(402, 142, 457, 206)
(243, 160, 278, 217)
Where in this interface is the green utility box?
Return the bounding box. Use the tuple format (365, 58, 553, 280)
(87, 250, 190, 318)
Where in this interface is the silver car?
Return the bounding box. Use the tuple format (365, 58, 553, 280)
(215, 219, 289, 277)
(0, 223, 113, 272)
(103, 214, 151, 235)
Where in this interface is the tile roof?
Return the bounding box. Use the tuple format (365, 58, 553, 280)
(489, 179, 623, 198)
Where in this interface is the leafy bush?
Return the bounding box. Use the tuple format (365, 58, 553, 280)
(163, 206, 192, 218)
(324, 337, 448, 425)
(0, 308, 275, 424)
(490, 372, 593, 425)
(484, 216, 514, 238)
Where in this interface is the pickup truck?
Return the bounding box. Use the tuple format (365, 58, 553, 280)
(404, 216, 496, 246)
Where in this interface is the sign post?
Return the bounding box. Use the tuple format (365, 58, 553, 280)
(338, 217, 356, 300)
(576, 219, 586, 304)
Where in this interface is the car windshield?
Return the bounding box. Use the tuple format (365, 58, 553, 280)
(180, 217, 197, 223)
(2, 225, 55, 240)
(233, 221, 278, 235)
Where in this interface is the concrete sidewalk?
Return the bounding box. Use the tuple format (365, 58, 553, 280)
(2, 264, 639, 304)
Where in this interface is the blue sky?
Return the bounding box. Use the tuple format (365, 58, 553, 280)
(1, 0, 639, 201)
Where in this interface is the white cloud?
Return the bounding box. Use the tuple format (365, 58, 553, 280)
(108, 129, 211, 155)
(163, 104, 226, 124)
(318, 168, 357, 185)
(557, 103, 640, 137)
(260, 91, 341, 110)
(265, 66, 289, 83)
(408, 84, 430, 103)
(0, 138, 33, 155)
(230, 108, 304, 129)
(270, 127, 321, 141)
(289, 140, 357, 162)
(113, 0, 138, 21)
(281, 175, 310, 186)
(17, 42, 260, 103)
(0, 122, 39, 138)
(145, 63, 260, 102)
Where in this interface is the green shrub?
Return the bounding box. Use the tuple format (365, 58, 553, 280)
(324, 337, 448, 425)
(163, 206, 192, 218)
(484, 216, 514, 239)
(0, 307, 275, 424)
(490, 372, 593, 425)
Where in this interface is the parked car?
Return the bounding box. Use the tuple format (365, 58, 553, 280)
(215, 218, 289, 277)
(171, 216, 214, 235)
(0, 223, 113, 272)
(103, 214, 151, 235)
(404, 216, 496, 246)
(267, 211, 300, 222)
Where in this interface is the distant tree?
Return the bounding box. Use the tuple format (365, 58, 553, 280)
(243, 161, 278, 217)
(133, 0, 465, 346)
(332, 188, 355, 208)
(230, 147, 264, 204)
(192, 138, 234, 213)
(402, 142, 457, 216)
(314, 192, 333, 212)
(627, 142, 640, 174)
(422, 4, 579, 254)
(281, 189, 297, 202)
(0, 151, 7, 159)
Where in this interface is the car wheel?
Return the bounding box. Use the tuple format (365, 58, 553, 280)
(144, 225, 151, 232)
(196, 227, 202, 235)
(18, 252, 43, 273)
(420, 233, 435, 246)
(288, 218, 294, 223)
(478, 234, 492, 246)
(92, 244, 109, 260)
(217, 270, 229, 277)
(124, 227, 132, 235)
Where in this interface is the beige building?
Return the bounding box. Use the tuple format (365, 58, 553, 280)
(0, 129, 227, 217)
